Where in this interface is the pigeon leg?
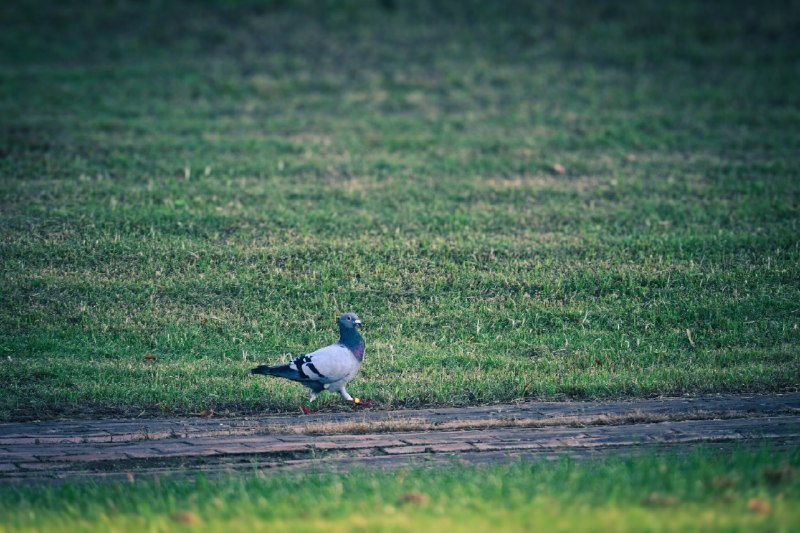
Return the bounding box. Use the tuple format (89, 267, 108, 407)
(341, 389, 374, 407)
(301, 392, 317, 415)
(352, 397, 375, 407)
(339, 389, 354, 402)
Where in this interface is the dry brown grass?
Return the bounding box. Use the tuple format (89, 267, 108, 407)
(253, 409, 758, 436)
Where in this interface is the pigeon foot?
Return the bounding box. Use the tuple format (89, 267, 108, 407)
(352, 398, 375, 407)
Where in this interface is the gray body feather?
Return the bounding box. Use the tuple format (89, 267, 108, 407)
(251, 313, 365, 402)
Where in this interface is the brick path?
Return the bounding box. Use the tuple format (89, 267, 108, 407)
(1, 394, 798, 483)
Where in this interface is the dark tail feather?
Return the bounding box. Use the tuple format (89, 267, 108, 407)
(250, 363, 298, 380)
(250, 364, 276, 375)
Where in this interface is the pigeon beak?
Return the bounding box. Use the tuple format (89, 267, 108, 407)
(354, 319, 363, 327)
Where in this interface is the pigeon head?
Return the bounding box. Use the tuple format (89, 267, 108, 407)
(339, 312, 362, 331)
(338, 312, 364, 352)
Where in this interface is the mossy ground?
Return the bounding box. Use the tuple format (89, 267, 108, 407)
(1, 0, 798, 420)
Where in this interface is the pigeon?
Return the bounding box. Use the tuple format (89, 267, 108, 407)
(250, 312, 372, 414)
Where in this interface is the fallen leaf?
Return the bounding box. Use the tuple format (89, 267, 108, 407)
(171, 511, 200, 524)
(625, 153, 637, 162)
(397, 492, 429, 506)
(747, 498, 771, 515)
(642, 493, 680, 507)
(199, 409, 214, 417)
(200, 316, 208, 324)
(710, 475, 737, 490)
(763, 464, 794, 485)
(145, 354, 156, 360)
(552, 163, 566, 174)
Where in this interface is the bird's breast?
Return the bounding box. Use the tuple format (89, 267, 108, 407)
(349, 343, 365, 362)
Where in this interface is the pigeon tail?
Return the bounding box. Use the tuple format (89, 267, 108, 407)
(250, 364, 294, 379)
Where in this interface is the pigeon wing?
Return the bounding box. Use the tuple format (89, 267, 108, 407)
(294, 343, 359, 384)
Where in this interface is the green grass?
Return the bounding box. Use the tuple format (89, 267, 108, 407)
(1, 0, 799, 420)
(0, 447, 798, 532)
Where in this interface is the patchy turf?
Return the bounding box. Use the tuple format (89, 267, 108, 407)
(1, 446, 798, 532)
(1, 0, 799, 420)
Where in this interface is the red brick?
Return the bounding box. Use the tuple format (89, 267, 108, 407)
(382, 445, 428, 455)
(312, 439, 406, 450)
(428, 442, 475, 452)
(472, 442, 542, 451)
(240, 442, 309, 454)
(17, 462, 72, 471)
(55, 451, 132, 463)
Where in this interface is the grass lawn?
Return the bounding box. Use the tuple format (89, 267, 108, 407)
(0, 446, 798, 532)
(1, 0, 799, 420)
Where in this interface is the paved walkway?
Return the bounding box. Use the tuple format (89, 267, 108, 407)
(1, 394, 798, 483)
